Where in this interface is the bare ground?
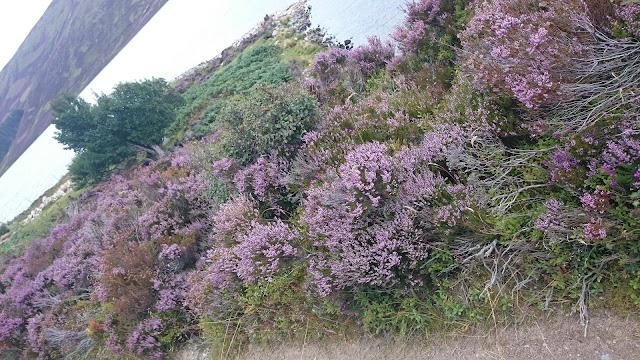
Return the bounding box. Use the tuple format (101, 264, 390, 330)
(174, 311, 640, 360)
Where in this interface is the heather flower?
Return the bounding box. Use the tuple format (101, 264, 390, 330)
(0, 312, 23, 342)
(435, 184, 475, 226)
(307, 37, 394, 102)
(601, 128, 640, 169)
(301, 127, 467, 294)
(233, 152, 289, 201)
(184, 248, 239, 318)
(126, 318, 164, 360)
(156, 288, 182, 312)
(158, 244, 181, 261)
(339, 142, 393, 207)
(535, 198, 564, 231)
(111, 267, 126, 276)
(546, 148, 580, 184)
(26, 314, 45, 357)
(212, 157, 237, 179)
(461, 0, 591, 108)
(234, 220, 299, 283)
(615, 2, 640, 38)
(580, 187, 611, 214)
(583, 218, 607, 241)
(392, 0, 452, 55)
(349, 36, 395, 76)
(210, 195, 258, 244)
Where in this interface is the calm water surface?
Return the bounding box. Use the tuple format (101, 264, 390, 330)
(0, 0, 407, 222)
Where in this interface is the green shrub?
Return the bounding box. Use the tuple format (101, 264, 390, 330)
(177, 43, 294, 129)
(0, 223, 9, 237)
(218, 83, 318, 165)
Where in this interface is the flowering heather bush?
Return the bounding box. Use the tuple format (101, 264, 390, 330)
(434, 184, 476, 226)
(234, 220, 299, 283)
(392, 0, 465, 56)
(307, 37, 394, 103)
(0, 146, 212, 357)
(303, 126, 469, 295)
(186, 193, 301, 318)
(0, 312, 22, 343)
(210, 195, 259, 244)
(546, 149, 581, 185)
(348, 37, 396, 77)
(583, 217, 608, 241)
(233, 151, 294, 215)
(615, 1, 640, 38)
(126, 318, 164, 360)
(293, 89, 424, 189)
(461, 0, 591, 108)
(580, 187, 612, 214)
(185, 247, 239, 319)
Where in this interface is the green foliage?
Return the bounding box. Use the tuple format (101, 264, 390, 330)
(200, 267, 346, 354)
(0, 109, 24, 161)
(0, 192, 73, 271)
(177, 43, 293, 129)
(218, 83, 318, 164)
(51, 78, 183, 184)
(67, 151, 121, 188)
(354, 289, 434, 335)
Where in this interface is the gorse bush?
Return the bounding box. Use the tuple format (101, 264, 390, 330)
(5, 1, 640, 358)
(178, 43, 294, 129)
(219, 83, 319, 165)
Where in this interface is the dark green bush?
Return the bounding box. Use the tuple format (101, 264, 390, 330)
(0, 223, 9, 237)
(177, 43, 294, 128)
(219, 83, 318, 165)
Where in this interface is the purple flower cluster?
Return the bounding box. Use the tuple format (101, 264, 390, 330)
(435, 184, 475, 226)
(126, 318, 164, 360)
(461, 0, 589, 108)
(546, 148, 580, 184)
(0, 147, 211, 357)
(583, 218, 607, 241)
(0, 312, 23, 342)
(580, 187, 611, 214)
(302, 125, 467, 295)
(235, 220, 299, 283)
(535, 198, 565, 232)
(339, 142, 393, 207)
(307, 36, 394, 102)
(615, 1, 640, 38)
(234, 151, 290, 203)
(392, 0, 444, 55)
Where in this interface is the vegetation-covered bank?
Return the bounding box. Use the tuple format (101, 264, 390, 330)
(2, 0, 640, 358)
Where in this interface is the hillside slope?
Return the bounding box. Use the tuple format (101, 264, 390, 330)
(2, 0, 640, 359)
(0, 0, 168, 176)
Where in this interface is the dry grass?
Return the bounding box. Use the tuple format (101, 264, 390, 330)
(173, 311, 640, 360)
